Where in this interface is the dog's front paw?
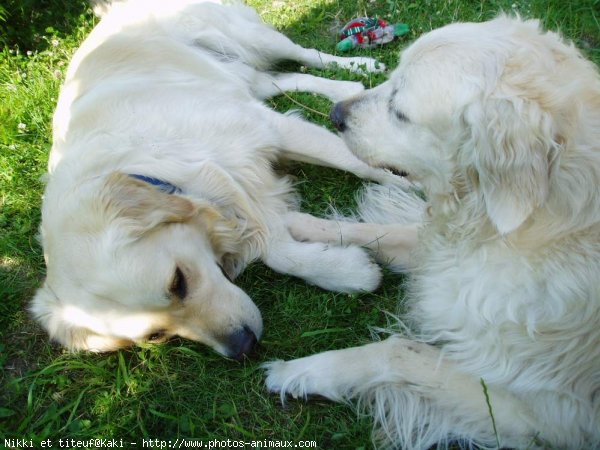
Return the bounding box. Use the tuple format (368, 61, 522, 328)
(311, 244, 381, 293)
(263, 354, 343, 402)
(263, 359, 310, 400)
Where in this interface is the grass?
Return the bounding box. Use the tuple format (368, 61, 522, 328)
(1, 0, 598, 448)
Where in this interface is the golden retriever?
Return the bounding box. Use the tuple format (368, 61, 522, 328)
(265, 16, 600, 448)
(30, 0, 397, 359)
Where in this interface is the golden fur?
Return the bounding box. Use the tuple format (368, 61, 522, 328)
(266, 16, 600, 448)
(30, 0, 397, 358)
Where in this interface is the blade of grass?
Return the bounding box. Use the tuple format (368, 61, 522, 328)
(480, 378, 501, 449)
(301, 327, 350, 337)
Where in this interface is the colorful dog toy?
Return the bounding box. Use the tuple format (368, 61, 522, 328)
(337, 17, 409, 52)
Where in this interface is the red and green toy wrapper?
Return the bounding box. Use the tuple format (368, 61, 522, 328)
(337, 17, 409, 52)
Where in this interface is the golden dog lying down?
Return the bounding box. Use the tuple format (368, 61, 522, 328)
(266, 16, 600, 449)
(30, 0, 397, 358)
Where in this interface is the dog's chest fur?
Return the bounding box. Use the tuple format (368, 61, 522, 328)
(408, 226, 599, 393)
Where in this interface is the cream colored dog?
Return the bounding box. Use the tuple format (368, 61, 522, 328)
(30, 0, 396, 359)
(266, 17, 600, 448)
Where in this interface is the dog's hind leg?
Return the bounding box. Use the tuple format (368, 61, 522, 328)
(172, 2, 384, 73)
(263, 226, 381, 293)
(264, 336, 539, 449)
(252, 72, 365, 103)
(262, 36, 386, 73)
(271, 111, 410, 187)
(222, 11, 385, 74)
(293, 49, 386, 74)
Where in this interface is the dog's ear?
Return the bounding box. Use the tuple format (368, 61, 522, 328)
(463, 95, 554, 234)
(102, 172, 246, 260)
(102, 172, 199, 236)
(30, 283, 131, 352)
(193, 203, 243, 260)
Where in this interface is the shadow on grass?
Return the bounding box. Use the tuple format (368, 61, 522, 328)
(0, 0, 91, 50)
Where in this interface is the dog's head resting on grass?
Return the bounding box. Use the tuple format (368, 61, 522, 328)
(332, 15, 600, 238)
(31, 172, 263, 359)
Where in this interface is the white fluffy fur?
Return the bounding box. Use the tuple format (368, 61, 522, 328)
(30, 0, 399, 356)
(265, 16, 600, 448)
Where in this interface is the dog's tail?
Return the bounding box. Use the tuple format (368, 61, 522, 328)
(356, 182, 426, 226)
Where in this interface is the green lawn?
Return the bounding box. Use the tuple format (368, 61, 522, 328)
(1, 0, 598, 448)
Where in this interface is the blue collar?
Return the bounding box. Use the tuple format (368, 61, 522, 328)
(128, 174, 182, 195)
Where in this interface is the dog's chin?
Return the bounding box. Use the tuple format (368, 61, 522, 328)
(380, 166, 409, 178)
(338, 133, 410, 179)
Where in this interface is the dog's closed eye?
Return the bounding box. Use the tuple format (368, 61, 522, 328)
(147, 330, 167, 342)
(169, 266, 188, 300)
(394, 110, 409, 122)
(389, 88, 410, 123)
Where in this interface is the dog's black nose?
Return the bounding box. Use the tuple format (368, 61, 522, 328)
(227, 326, 257, 361)
(330, 102, 347, 132)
